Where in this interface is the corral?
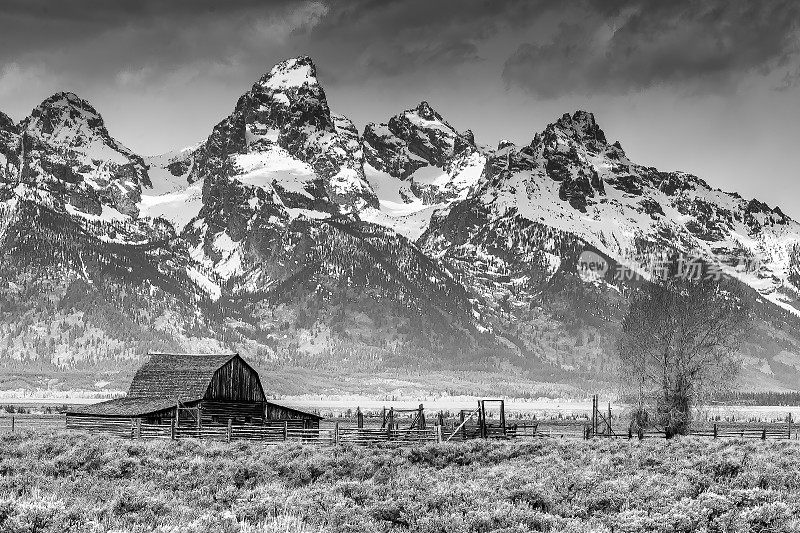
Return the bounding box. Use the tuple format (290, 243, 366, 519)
(2, 362, 795, 444)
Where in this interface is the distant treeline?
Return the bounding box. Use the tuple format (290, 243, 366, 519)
(710, 391, 800, 406)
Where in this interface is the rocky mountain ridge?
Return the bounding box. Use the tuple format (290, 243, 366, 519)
(1, 56, 799, 392)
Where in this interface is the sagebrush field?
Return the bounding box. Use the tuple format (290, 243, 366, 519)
(1, 432, 799, 532)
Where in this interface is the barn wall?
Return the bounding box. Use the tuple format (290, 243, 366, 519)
(204, 357, 266, 402)
(200, 401, 265, 425)
(266, 403, 320, 428)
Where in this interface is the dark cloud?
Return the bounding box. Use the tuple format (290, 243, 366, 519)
(3, 0, 797, 99)
(0, 0, 328, 89)
(361, 41, 481, 77)
(503, 0, 800, 97)
(294, 0, 554, 80)
(0, 0, 552, 90)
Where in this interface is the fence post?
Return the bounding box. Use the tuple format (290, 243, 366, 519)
(334, 422, 339, 445)
(762, 428, 766, 440)
(437, 423, 443, 444)
(136, 418, 142, 439)
(283, 421, 288, 441)
(789, 413, 792, 440)
(713, 424, 717, 439)
(11, 415, 14, 433)
(226, 418, 232, 443)
(170, 417, 176, 440)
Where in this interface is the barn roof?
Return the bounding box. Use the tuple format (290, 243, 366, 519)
(268, 402, 324, 419)
(67, 352, 239, 417)
(126, 352, 239, 400)
(67, 396, 185, 417)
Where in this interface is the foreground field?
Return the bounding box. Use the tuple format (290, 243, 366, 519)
(1, 433, 799, 532)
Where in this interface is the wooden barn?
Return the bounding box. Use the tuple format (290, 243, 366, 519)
(66, 353, 322, 432)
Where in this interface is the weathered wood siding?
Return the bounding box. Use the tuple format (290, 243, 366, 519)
(204, 357, 266, 402)
(200, 401, 265, 425)
(266, 402, 320, 428)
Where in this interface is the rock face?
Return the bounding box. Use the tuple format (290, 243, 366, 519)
(358, 101, 488, 242)
(0, 111, 19, 185)
(364, 101, 462, 176)
(2, 56, 800, 392)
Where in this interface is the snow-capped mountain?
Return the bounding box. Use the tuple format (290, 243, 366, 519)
(189, 56, 376, 213)
(2, 56, 800, 391)
(414, 109, 800, 382)
(11, 92, 150, 219)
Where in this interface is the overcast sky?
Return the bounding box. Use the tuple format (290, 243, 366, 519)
(1, 0, 798, 216)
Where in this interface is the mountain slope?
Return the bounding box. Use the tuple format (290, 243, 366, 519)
(417, 111, 800, 387)
(2, 56, 800, 394)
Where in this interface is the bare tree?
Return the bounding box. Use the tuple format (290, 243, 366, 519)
(617, 274, 751, 437)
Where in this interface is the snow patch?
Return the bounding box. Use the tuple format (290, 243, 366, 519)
(263, 59, 316, 90)
(139, 179, 204, 232)
(186, 267, 221, 301)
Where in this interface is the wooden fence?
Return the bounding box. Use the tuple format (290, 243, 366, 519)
(134, 423, 337, 444)
(534, 422, 794, 440)
(3, 414, 798, 444)
(337, 426, 438, 445)
(0, 414, 67, 433)
(691, 423, 793, 440)
(59, 417, 439, 445)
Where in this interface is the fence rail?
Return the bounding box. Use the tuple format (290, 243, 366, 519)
(338, 427, 438, 445)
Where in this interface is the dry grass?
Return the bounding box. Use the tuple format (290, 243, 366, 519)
(1, 431, 799, 532)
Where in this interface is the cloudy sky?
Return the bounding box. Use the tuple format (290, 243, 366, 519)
(1, 0, 798, 215)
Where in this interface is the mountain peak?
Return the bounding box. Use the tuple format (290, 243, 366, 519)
(24, 91, 109, 144)
(257, 55, 319, 91)
(409, 100, 448, 124)
(363, 100, 464, 173)
(35, 92, 102, 120)
(414, 101, 438, 120)
(0, 111, 16, 134)
(189, 55, 376, 212)
(552, 110, 607, 146)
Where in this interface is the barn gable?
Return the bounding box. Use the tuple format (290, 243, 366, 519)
(205, 354, 266, 402)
